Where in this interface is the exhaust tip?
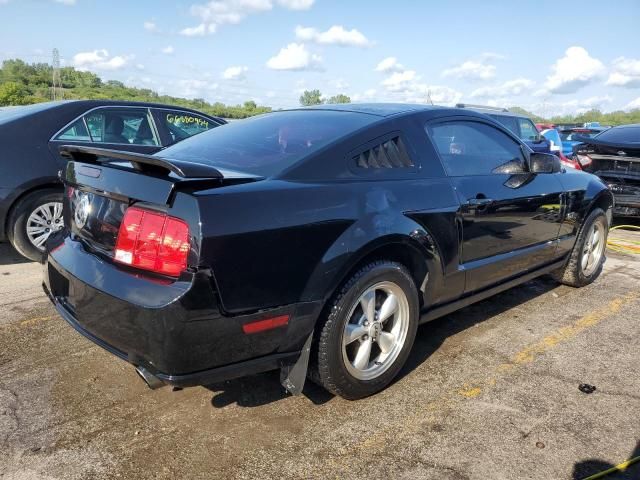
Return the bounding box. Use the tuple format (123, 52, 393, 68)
(135, 366, 166, 390)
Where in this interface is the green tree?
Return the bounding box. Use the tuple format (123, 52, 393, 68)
(299, 89, 323, 106)
(243, 100, 257, 110)
(326, 93, 351, 104)
(0, 81, 29, 106)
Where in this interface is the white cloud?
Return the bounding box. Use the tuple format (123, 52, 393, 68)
(144, 21, 159, 32)
(173, 78, 219, 98)
(351, 88, 377, 102)
(382, 70, 417, 91)
(53, 0, 76, 5)
(276, 0, 314, 9)
(375, 57, 403, 73)
(266, 43, 322, 71)
(73, 49, 133, 71)
(544, 46, 605, 94)
(180, 23, 215, 36)
(470, 78, 535, 98)
(161, 45, 175, 55)
(626, 97, 640, 110)
(376, 59, 461, 105)
(295, 25, 372, 47)
(182, 0, 313, 36)
(606, 57, 640, 88)
(329, 77, 349, 90)
(442, 60, 495, 80)
(222, 65, 248, 80)
(529, 95, 614, 117)
(441, 53, 504, 80)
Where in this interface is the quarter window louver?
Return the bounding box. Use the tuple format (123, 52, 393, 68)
(354, 137, 414, 169)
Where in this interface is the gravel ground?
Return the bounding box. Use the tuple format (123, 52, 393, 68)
(0, 231, 639, 480)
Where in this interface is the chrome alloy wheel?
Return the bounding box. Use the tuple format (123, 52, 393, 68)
(26, 202, 63, 250)
(581, 221, 605, 276)
(342, 281, 410, 381)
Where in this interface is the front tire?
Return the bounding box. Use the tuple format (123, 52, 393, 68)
(8, 189, 64, 262)
(552, 207, 608, 287)
(311, 261, 419, 400)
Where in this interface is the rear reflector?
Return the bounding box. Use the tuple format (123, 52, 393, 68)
(242, 315, 290, 334)
(114, 206, 189, 277)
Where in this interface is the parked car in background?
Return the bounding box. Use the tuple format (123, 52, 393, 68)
(44, 103, 612, 400)
(574, 123, 640, 218)
(456, 104, 552, 154)
(560, 127, 607, 157)
(540, 128, 580, 170)
(0, 100, 225, 260)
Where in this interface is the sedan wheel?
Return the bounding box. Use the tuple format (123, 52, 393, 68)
(311, 261, 419, 400)
(26, 202, 64, 251)
(8, 189, 64, 262)
(580, 221, 605, 277)
(342, 281, 410, 381)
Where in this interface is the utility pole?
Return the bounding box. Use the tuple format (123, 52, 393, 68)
(52, 48, 61, 101)
(426, 89, 433, 105)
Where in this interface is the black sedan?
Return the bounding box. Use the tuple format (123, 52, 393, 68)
(43, 104, 612, 400)
(573, 123, 640, 217)
(0, 100, 225, 261)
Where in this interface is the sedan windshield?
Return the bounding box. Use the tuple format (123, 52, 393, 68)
(157, 110, 377, 176)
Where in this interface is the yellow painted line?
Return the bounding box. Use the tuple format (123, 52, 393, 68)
(20, 315, 56, 327)
(582, 455, 640, 480)
(345, 291, 640, 457)
(0, 314, 56, 330)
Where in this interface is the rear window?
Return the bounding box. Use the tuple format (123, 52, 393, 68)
(157, 110, 376, 176)
(594, 125, 640, 144)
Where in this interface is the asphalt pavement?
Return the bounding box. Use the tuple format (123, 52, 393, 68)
(0, 235, 639, 480)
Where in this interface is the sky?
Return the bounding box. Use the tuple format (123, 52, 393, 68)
(1, 0, 639, 115)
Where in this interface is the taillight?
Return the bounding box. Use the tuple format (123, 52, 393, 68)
(114, 206, 190, 277)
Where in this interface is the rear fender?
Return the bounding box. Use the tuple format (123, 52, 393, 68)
(299, 213, 445, 314)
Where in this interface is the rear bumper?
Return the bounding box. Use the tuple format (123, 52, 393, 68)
(43, 235, 321, 386)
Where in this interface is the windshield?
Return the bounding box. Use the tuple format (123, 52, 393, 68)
(158, 110, 376, 176)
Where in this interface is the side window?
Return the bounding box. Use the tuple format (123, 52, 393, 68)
(56, 118, 91, 141)
(427, 121, 526, 176)
(162, 110, 215, 144)
(82, 108, 159, 146)
(490, 114, 519, 137)
(518, 118, 539, 141)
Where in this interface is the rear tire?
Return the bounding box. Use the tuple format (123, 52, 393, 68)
(310, 261, 419, 400)
(8, 189, 64, 262)
(551, 208, 608, 287)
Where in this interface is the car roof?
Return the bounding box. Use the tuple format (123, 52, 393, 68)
(8, 99, 223, 121)
(288, 103, 442, 117)
(457, 106, 528, 119)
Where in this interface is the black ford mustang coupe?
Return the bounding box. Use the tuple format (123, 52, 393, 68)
(0, 100, 224, 261)
(43, 104, 612, 399)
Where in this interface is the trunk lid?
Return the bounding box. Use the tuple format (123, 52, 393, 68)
(60, 145, 262, 259)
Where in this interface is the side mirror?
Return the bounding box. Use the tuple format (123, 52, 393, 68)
(533, 134, 547, 144)
(530, 152, 561, 174)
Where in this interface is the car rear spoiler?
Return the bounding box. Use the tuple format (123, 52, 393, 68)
(59, 145, 224, 179)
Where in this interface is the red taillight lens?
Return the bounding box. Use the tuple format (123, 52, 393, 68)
(114, 207, 189, 277)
